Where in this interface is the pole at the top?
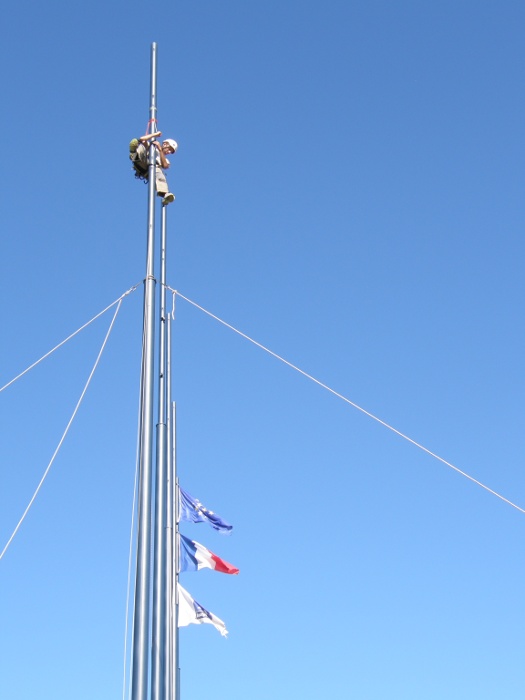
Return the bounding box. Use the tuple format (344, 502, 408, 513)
(131, 41, 158, 700)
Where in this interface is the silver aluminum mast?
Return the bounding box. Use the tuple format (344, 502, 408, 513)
(131, 41, 158, 700)
(152, 204, 169, 700)
(165, 309, 174, 700)
(172, 401, 180, 700)
(166, 315, 180, 700)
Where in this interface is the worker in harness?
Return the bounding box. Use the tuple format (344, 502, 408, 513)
(130, 132, 178, 205)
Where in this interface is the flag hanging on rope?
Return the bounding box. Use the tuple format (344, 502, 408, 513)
(179, 534, 239, 575)
(179, 486, 233, 534)
(177, 583, 228, 637)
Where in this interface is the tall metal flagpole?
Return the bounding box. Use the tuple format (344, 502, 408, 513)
(152, 204, 169, 700)
(172, 401, 180, 700)
(131, 41, 158, 700)
(166, 313, 180, 700)
(165, 310, 174, 700)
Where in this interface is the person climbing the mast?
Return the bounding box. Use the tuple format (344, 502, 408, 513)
(130, 131, 178, 205)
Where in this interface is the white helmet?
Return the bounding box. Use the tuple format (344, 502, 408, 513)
(163, 139, 178, 153)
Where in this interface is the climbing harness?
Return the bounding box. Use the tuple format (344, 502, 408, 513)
(129, 119, 160, 183)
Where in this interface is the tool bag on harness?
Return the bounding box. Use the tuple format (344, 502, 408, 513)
(129, 139, 149, 182)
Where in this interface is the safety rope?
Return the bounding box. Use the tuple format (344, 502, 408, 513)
(168, 287, 525, 516)
(145, 118, 158, 135)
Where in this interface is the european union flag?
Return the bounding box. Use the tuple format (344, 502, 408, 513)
(178, 486, 233, 534)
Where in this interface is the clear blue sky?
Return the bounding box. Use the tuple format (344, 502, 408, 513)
(1, 2, 524, 699)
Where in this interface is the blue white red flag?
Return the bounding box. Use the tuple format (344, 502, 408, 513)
(177, 583, 228, 637)
(179, 534, 239, 575)
(178, 486, 233, 534)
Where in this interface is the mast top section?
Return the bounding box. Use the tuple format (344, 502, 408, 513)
(149, 42, 158, 127)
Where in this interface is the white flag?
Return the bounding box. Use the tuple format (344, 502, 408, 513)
(177, 583, 228, 637)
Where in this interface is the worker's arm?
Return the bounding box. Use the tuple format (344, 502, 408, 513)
(153, 141, 170, 169)
(139, 131, 162, 143)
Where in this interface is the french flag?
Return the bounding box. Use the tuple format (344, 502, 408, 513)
(179, 534, 239, 575)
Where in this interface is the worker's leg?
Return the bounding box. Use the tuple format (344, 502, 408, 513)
(155, 167, 169, 196)
(155, 167, 175, 205)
